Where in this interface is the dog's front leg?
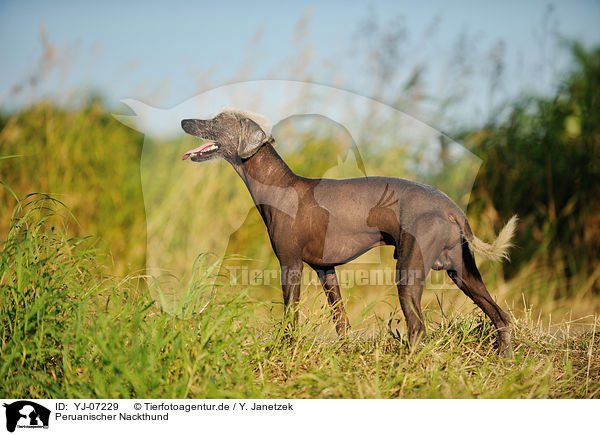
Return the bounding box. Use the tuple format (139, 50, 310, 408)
(312, 266, 350, 335)
(280, 259, 303, 329)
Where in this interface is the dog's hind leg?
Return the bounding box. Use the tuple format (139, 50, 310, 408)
(396, 216, 448, 345)
(447, 244, 514, 358)
(396, 248, 429, 344)
(312, 266, 350, 335)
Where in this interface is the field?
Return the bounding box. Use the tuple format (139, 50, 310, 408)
(0, 195, 598, 398)
(1, 44, 599, 399)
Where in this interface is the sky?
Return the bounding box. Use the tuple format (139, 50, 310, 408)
(1, 0, 599, 129)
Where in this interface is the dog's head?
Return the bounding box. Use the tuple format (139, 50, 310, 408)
(181, 109, 272, 163)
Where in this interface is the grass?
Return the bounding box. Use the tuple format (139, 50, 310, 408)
(0, 100, 146, 275)
(1, 48, 598, 397)
(1, 33, 598, 400)
(1, 195, 598, 399)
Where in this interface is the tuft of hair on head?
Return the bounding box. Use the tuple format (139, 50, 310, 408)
(213, 107, 272, 136)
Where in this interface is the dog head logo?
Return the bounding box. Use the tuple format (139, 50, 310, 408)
(3, 401, 50, 432)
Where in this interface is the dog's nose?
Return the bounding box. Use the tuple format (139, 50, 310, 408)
(181, 119, 194, 130)
(181, 119, 203, 136)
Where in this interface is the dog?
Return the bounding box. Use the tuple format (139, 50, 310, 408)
(181, 108, 517, 358)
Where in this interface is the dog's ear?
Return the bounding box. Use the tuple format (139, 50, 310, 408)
(238, 118, 267, 158)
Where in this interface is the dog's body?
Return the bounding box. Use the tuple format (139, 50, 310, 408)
(181, 109, 517, 358)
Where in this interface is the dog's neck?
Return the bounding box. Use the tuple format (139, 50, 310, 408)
(232, 140, 297, 188)
(230, 141, 301, 216)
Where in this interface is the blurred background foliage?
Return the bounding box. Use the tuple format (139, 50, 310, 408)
(1, 27, 599, 325)
(0, 100, 147, 272)
(462, 42, 600, 298)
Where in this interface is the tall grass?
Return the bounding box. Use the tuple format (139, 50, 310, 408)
(0, 92, 598, 332)
(1, 46, 598, 318)
(0, 99, 146, 275)
(0, 194, 260, 397)
(1, 194, 598, 398)
(0, 30, 598, 398)
(463, 43, 600, 296)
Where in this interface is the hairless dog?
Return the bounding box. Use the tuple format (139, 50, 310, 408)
(181, 109, 518, 358)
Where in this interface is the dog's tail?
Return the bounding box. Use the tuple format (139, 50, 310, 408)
(457, 215, 518, 262)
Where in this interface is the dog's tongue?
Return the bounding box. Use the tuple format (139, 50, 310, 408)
(182, 142, 217, 160)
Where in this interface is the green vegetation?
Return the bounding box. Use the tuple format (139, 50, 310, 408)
(464, 42, 600, 298)
(1, 44, 599, 398)
(0, 100, 146, 275)
(1, 197, 598, 398)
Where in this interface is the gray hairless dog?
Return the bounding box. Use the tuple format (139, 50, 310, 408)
(181, 109, 518, 358)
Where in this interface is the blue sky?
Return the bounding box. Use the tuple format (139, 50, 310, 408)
(1, 0, 599, 127)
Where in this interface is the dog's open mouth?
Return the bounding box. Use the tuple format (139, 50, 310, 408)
(182, 141, 220, 160)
